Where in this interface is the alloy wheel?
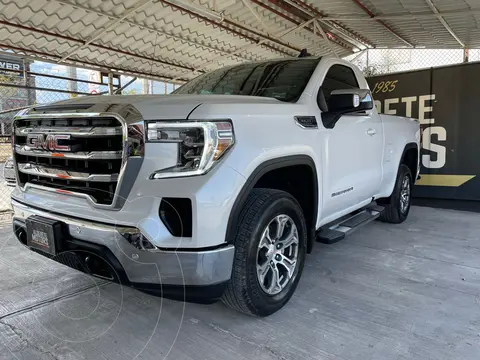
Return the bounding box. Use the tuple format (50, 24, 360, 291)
(400, 175, 411, 214)
(256, 214, 299, 295)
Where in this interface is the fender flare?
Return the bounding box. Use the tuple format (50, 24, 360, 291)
(399, 142, 419, 175)
(225, 155, 318, 253)
(382, 142, 419, 200)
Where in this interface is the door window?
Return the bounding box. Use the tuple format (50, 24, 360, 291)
(320, 65, 359, 110)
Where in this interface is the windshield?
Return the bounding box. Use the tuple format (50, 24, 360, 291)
(173, 58, 320, 102)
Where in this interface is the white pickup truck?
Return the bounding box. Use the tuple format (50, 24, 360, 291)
(10, 56, 420, 316)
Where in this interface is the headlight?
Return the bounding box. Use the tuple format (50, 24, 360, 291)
(147, 120, 234, 179)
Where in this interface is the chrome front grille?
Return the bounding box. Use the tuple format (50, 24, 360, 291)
(13, 116, 125, 206)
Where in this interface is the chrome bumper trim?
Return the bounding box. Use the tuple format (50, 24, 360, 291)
(15, 125, 123, 137)
(15, 145, 123, 160)
(18, 163, 119, 182)
(12, 200, 235, 286)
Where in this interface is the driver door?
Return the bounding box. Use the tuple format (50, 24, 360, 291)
(319, 64, 383, 218)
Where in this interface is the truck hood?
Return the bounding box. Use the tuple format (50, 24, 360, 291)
(43, 94, 283, 120)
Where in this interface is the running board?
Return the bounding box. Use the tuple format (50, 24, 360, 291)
(316, 205, 384, 244)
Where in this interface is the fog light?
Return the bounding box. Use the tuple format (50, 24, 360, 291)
(119, 230, 157, 251)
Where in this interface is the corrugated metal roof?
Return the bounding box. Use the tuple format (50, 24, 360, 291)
(0, 0, 478, 82)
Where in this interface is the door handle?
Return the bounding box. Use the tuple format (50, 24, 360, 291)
(366, 128, 376, 136)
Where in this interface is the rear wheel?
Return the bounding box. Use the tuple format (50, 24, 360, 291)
(379, 164, 412, 224)
(222, 188, 307, 316)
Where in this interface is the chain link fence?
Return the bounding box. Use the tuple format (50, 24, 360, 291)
(345, 48, 480, 76)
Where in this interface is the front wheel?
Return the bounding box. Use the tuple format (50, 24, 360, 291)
(379, 164, 412, 224)
(221, 188, 307, 316)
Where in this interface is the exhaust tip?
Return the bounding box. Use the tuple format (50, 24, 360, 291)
(17, 228, 27, 244)
(84, 255, 115, 281)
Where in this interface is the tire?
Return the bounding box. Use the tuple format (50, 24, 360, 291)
(221, 188, 307, 316)
(379, 164, 412, 224)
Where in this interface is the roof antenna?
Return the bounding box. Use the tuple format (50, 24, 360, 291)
(298, 49, 311, 58)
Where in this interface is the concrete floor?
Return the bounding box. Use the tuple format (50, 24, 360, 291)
(1, 206, 480, 360)
(0, 163, 14, 212)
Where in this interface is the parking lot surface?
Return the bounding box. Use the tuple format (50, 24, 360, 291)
(0, 167, 14, 212)
(1, 206, 480, 360)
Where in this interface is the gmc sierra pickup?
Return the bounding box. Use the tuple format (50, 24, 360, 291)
(10, 56, 420, 316)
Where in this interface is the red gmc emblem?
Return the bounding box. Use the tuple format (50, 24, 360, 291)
(26, 133, 71, 152)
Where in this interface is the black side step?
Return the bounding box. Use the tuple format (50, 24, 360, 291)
(316, 229, 345, 244)
(316, 205, 384, 244)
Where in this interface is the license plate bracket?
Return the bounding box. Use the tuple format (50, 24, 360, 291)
(26, 216, 64, 256)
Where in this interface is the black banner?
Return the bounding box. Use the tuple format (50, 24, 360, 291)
(367, 62, 480, 200)
(0, 55, 23, 75)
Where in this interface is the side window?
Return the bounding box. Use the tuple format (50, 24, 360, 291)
(320, 65, 359, 110)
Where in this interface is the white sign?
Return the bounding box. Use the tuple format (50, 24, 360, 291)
(88, 71, 101, 94)
(375, 94, 446, 170)
(0, 61, 21, 71)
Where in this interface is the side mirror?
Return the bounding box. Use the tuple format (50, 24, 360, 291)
(329, 89, 374, 113)
(321, 89, 374, 129)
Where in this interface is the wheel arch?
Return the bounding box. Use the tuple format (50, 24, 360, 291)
(226, 155, 318, 254)
(379, 142, 419, 201)
(400, 142, 419, 182)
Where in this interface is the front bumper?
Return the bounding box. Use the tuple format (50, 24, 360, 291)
(12, 199, 235, 287)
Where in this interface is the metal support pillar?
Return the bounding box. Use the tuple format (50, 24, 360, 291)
(67, 66, 78, 97)
(108, 72, 114, 95)
(22, 58, 27, 87)
(142, 78, 149, 94)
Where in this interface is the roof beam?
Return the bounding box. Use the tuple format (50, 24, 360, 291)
(0, 46, 188, 83)
(349, 0, 414, 48)
(53, 0, 256, 63)
(348, 49, 367, 62)
(277, 18, 315, 37)
(240, 0, 274, 35)
(281, 0, 373, 48)
(423, 0, 465, 47)
(239, 0, 319, 52)
(0, 20, 195, 73)
(314, 20, 338, 57)
(252, 0, 354, 52)
(58, 0, 155, 62)
(54, 0, 304, 79)
(159, 0, 300, 56)
(308, 8, 480, 21)
(216, 17, 315, 58)
(171, 18, 316, 81)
